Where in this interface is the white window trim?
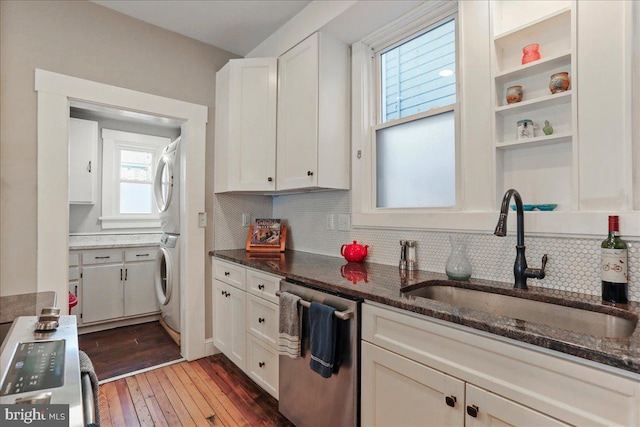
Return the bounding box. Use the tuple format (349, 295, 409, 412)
(352, 1, 474, 229)
(101, 128, 170, 229)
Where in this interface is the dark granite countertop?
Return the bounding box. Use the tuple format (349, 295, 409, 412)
(212, 249, 640, 377)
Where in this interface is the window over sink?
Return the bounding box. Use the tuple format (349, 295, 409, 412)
(353, 1, 460, 223)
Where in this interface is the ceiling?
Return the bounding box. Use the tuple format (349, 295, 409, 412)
(91, 0, 312, 56)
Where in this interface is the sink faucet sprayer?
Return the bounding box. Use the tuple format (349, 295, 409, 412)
(494, 189, 548, 290)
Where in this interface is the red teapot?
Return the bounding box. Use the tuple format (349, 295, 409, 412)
(340, 240, 369, 263)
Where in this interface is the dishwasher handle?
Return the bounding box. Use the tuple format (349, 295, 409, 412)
(276, 290, 354, 320)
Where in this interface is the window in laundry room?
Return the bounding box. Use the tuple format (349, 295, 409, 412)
(101, 129, 170, 229)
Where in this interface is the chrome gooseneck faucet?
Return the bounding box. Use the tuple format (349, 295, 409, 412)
(494, 189, 548, 290)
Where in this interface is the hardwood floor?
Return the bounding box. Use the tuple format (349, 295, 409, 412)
(98, 354, 295, 427)
(79, 321, 182, 380)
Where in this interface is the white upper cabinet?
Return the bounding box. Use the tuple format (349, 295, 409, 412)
(69, 117, 98, 204)
(215, 58, 278, 193)
(276, 32, 350, 192)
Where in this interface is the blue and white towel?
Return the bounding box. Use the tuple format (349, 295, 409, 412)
(309, 301, 337, 378)
(278, 291, 302, 358)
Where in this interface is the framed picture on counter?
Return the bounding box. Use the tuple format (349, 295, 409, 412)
(246, 218, 287, 252)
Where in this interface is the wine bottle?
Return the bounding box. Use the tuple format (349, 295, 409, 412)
(601, 215, 628, 304)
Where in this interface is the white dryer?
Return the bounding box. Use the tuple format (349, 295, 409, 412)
(155, 233, 180, 334)
(154, 136, 181, 234)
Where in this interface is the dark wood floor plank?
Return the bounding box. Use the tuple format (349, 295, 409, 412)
(190, 361, 251, 427)
(79, 321, 182, 380)
(163, 363, 216, 426)
(98, 381, 113, 427)
(125, 376, 155, 427)
(115, 379, 140, 426)
(153, 368, 198, 427)
(180, 362, 243, 427)
(143, 370, 183, 426)
(103, 381, 128, 427)
(133, 372, 169, 427)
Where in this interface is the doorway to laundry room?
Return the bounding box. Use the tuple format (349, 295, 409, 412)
(67, 101, 184, 376)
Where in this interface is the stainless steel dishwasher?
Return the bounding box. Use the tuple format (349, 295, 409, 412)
(278, 280, 361, 427)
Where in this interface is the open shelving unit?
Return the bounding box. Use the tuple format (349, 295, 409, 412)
(490, 0, 577, 211)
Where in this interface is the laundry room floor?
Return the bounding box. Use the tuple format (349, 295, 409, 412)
(79, 321, 182, 380)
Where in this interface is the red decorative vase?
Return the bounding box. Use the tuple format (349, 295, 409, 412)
(521, 43, 540, 65)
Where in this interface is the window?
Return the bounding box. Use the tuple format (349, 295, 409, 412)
(351, 1, 460, 227)
(101, 129, 171, 229)
(375, 15, 458, 209)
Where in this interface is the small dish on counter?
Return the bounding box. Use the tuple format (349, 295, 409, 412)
(510, 204, 557, 211)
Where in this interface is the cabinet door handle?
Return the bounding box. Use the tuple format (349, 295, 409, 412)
(466, 405, 479, 418)
(258, 317, 265, 323)
(258, 362, 265, 368)
(125, 268, 128, 281)
(445, 395, 457, 408)
(87, 161, 91, 173)
(258, 284, 264, 290)
(267, 177, 273, 182)
(224, 271, 230, 276)
(120, 268, 123, 281)
(307, 170, 313, 176)
(74, 285, 78, 296)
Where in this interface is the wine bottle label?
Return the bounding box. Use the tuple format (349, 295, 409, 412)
(601, 248, 628, 283)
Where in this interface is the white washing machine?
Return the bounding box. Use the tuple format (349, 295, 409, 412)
(154, 136, 181, 234)
(155, 233, 180, 334)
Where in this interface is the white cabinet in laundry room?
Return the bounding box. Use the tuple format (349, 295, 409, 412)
(276, 32, 350, 191)
(214, 57, 278, 193)
(78, 247, 159, 324)
(69, 117, 98, 204)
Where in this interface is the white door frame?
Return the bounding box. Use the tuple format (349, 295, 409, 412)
(35, 69, 208, 361)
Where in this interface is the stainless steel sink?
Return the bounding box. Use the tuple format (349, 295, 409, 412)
(402, 284, 638, 338)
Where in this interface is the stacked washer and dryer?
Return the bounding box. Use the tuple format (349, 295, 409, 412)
(154, 137, 181, 340)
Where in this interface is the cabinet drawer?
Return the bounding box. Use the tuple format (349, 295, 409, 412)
(246, 269, 282, 304)
(124, 247, 157, 262)
(69, 253, 79, 267)
(213, 259, 246, 290)
(246, 293, 278, 347)
(246, 333, 278, 399)
(69, 266, 80, 281)
(82, 250, 123, 265)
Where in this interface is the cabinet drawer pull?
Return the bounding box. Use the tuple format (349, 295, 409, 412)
(307, 170, 313, 176)
(267, 177, 273, 182)
(445, 395, 456, 408)
(87, 161, 92, 173)
(258, 284, 265, 290)
(466, 405, 479, 418)
(224, 271, 230, 276)
(258, 317, 265, 323)
(136, 253, 150, 257)
(95, 256, 110, 259)
(259, 362, 265, 368)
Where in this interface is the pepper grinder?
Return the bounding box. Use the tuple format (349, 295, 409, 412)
(399, 240, 407, 270)
(406, 240, 417, 271)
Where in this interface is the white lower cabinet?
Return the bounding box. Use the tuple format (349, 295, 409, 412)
(362, 341, 465, 426)
(73, 247, 159, 325)
(82, 264, 124, 323)
(246, 333, 279, 398)
(213, 278, 246, 370)
(362, 303, 640, 427)
(212, 258, 282, 398)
